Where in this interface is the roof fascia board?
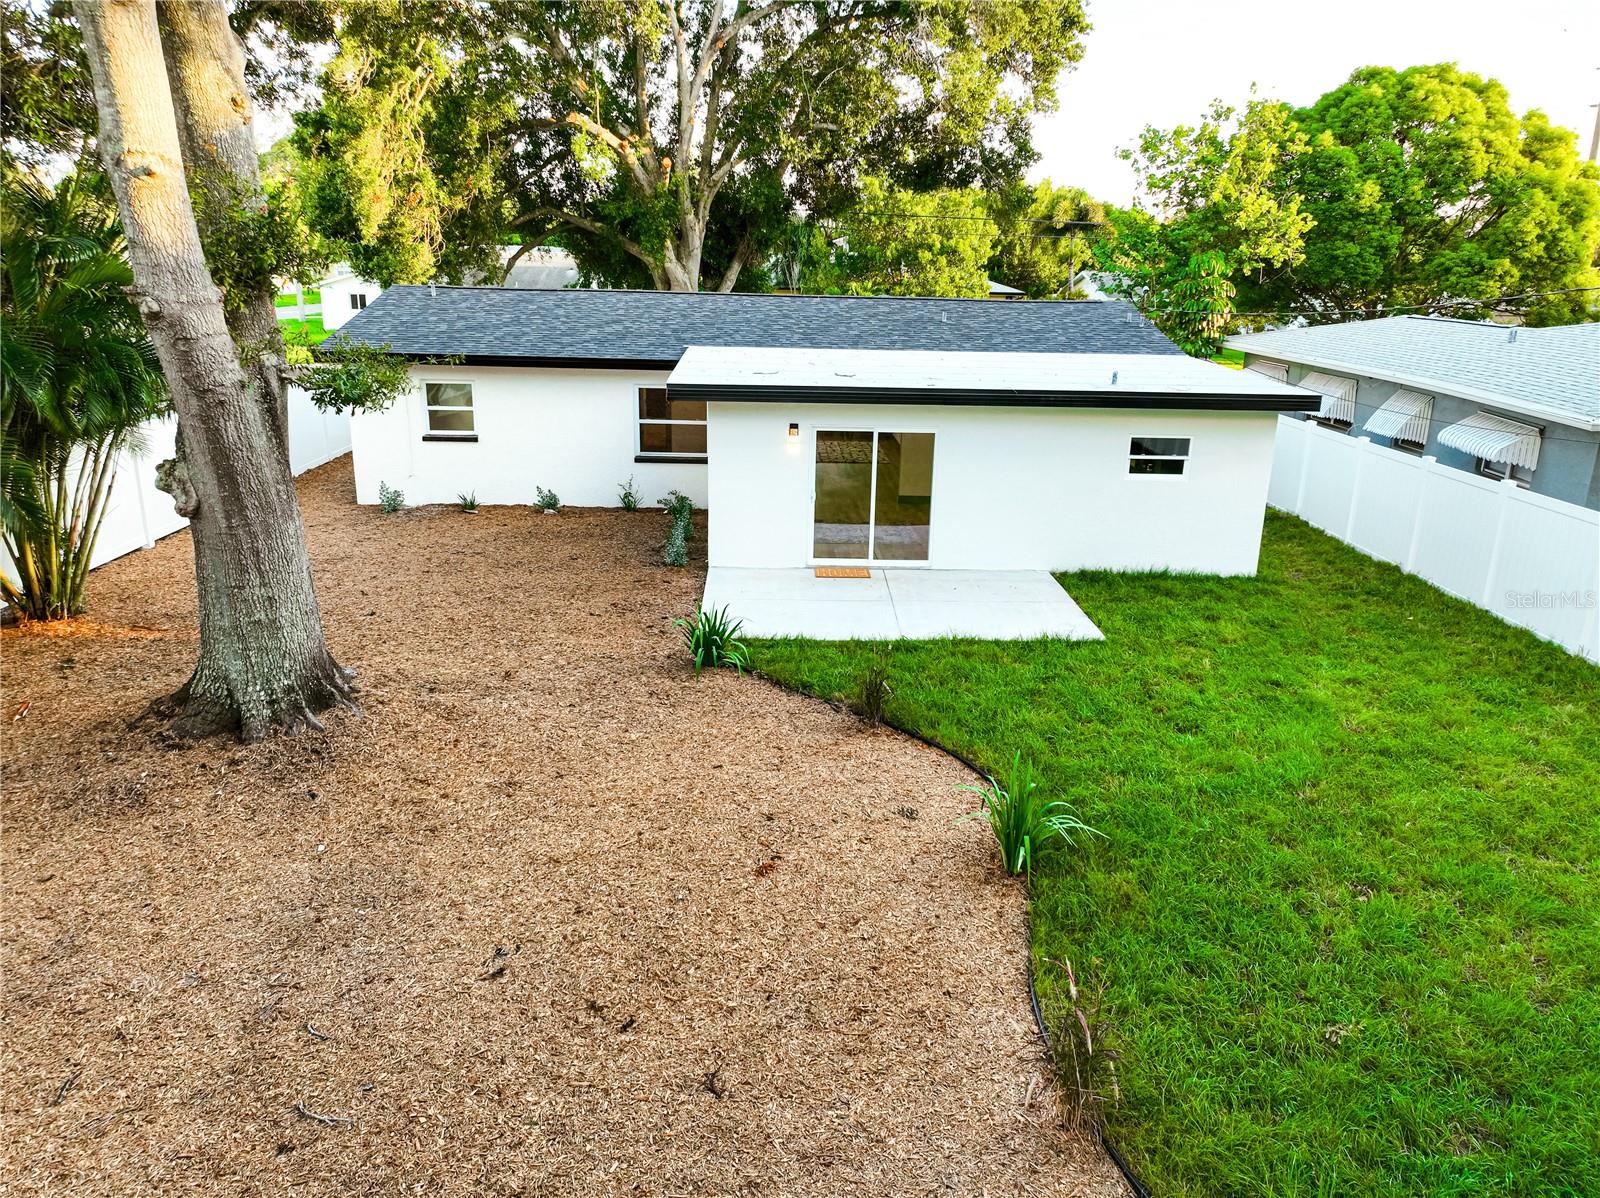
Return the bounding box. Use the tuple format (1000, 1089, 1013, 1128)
(1223, 339, 1600, 431)
(670, 382, 1318, 411)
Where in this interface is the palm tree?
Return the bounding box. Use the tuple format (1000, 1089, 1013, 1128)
(1, 170, 168, 619)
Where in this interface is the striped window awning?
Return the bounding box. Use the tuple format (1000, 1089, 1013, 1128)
(1300, 371, 1357, 423)
(1436, 411, 1542, 470)
(1363, 389, 1433, 444)
(1246, 360, 1288, 383)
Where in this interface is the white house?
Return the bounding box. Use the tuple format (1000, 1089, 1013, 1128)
(318, 248, 582, 331)
(335, 287, 1315, 587)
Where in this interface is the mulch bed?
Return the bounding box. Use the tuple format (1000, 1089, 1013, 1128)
(1, 458, 1124, 1197)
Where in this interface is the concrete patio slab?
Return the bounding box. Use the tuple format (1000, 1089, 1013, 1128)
(702, 567, 1105, 641)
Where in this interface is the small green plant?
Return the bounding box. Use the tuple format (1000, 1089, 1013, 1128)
(658, 489, 694, 565)
(458, 491, 479, 512)
(854, 652, 894, 725)
(959, 752, 1101, 876)
(662, 519, 689, 566)
(1045, 956, 1119, 1131)
(618, 477, 640, 511)
(675, 606, 751, 675)
(377, 481, 405, 513)
(534, 486, 560, 512)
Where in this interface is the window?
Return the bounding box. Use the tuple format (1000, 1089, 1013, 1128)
(350, 292, 369, 311)
(638, 387, 707, 459)
(1477, 457, 1533, 487)
(1128, 436, 1190, 475)
(424, 381, 474, 439)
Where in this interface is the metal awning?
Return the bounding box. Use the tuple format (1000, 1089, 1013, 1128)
(1300, 371, 1357, 423)
(1363, 389, 1433, 444)
(1246, 360, 1288, 383)
(1436, 411, 1542, 470)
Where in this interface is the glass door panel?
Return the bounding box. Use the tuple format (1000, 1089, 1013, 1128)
(813, 430, 873, 559)
(872, 432, 934, 561)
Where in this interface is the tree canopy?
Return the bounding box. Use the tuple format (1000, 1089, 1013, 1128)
(1121, 65, 1600, 328)
(292, 0, 1090, 291)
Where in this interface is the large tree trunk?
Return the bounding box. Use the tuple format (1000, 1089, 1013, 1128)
(76, 0, 355, 741)
(155, 0, 290, 453)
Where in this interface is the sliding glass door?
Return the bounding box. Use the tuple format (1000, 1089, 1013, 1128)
(813, 430, 935, 562)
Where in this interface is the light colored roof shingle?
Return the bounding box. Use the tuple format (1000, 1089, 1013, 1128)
(1226, 316, 1600, 431)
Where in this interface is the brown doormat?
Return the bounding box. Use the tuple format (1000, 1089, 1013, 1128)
(814, 566, 872, 579)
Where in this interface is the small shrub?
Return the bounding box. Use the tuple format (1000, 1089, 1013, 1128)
(659, 489, 693, 565)
(458, 491, 479, 512)
(1045, 956, 1119, 1132)
(377, 481, 405, 513)
(662, 517, 689, 566)
(959, 751, 1102, 876)
(534, 485, 560, 512)
(854, 653, 893, 725)
(658, 489, 692, 528)
(675, 605, 750, 675)
(618, 477, 640, 511)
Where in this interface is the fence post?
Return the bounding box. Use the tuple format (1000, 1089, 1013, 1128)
(1293, 418, 1314, 515)
(1345, 437, 1372, 543)
(1479, 478, 1519, 608)
(1402, 456, 1436, 575)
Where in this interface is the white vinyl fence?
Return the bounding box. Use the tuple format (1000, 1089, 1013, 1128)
(1269, 415, 1600, 664)
(6, 387, 350, 582)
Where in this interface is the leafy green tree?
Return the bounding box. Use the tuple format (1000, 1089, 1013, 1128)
(294, 0, 1089, 291)
(1258, 64, 1600, 323)
(987, 179, 1111, 298)
(812, 177, 996, 298)
(1119, 67, 1600, 326)
(0, 1, 97, 171)
(1, 170, 167, 619)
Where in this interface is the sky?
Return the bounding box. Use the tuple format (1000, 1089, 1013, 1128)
(1029, 0, 1600, 205)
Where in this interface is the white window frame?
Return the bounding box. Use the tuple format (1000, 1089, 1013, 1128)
(1476, 457, 1533, 487)
(808, 425, 937, 568)
(421, 378, 475, 440)
(1127, 435, 1192, 477)
(637, 386, 707, 460)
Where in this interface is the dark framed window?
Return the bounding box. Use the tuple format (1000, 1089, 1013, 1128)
(350, 292, 369, 311)
(424, 381, 474, 437)
(1129, 436, 1190, 475)
(638, 387, 707, 458)
(1476, 457, 1533, 486)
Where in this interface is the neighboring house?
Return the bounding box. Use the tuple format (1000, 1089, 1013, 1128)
(1227, 317, 1600, 510)
(318, 247, 582, 331)
(334, 288, 1315, 575)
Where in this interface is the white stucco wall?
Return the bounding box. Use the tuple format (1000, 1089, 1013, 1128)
(706, 401, 1280, 574)
(350, 365, 707, 508)
(319, 273, 381, 331)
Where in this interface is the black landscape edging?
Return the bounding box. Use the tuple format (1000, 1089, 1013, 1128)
(747, 668, 1155, 1198)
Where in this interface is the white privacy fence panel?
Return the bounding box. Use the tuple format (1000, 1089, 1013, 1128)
(4, 387, 350, 586)
(1270, 415, 1600, 664)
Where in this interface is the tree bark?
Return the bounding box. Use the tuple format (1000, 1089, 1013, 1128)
(76, 0, 355, 741)
(155, 0, 290, 453)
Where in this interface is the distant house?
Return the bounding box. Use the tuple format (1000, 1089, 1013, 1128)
(318, 247, 582, 331)
(332, 287, 1315, 576)
(1227, 317, 1600, 510)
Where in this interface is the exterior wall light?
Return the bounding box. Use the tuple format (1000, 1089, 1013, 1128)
(788, 422, 800, 439)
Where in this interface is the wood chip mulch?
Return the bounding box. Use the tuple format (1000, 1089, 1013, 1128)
(0, 457, 1125, 1197)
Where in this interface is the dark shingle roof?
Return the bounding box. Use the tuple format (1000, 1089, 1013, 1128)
(333, 286, 1183, 364)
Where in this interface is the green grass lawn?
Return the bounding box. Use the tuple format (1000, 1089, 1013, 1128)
(275, 288, 321, 307)
(753, 512, 1600, 1197)
(278, 314, 326, 341)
